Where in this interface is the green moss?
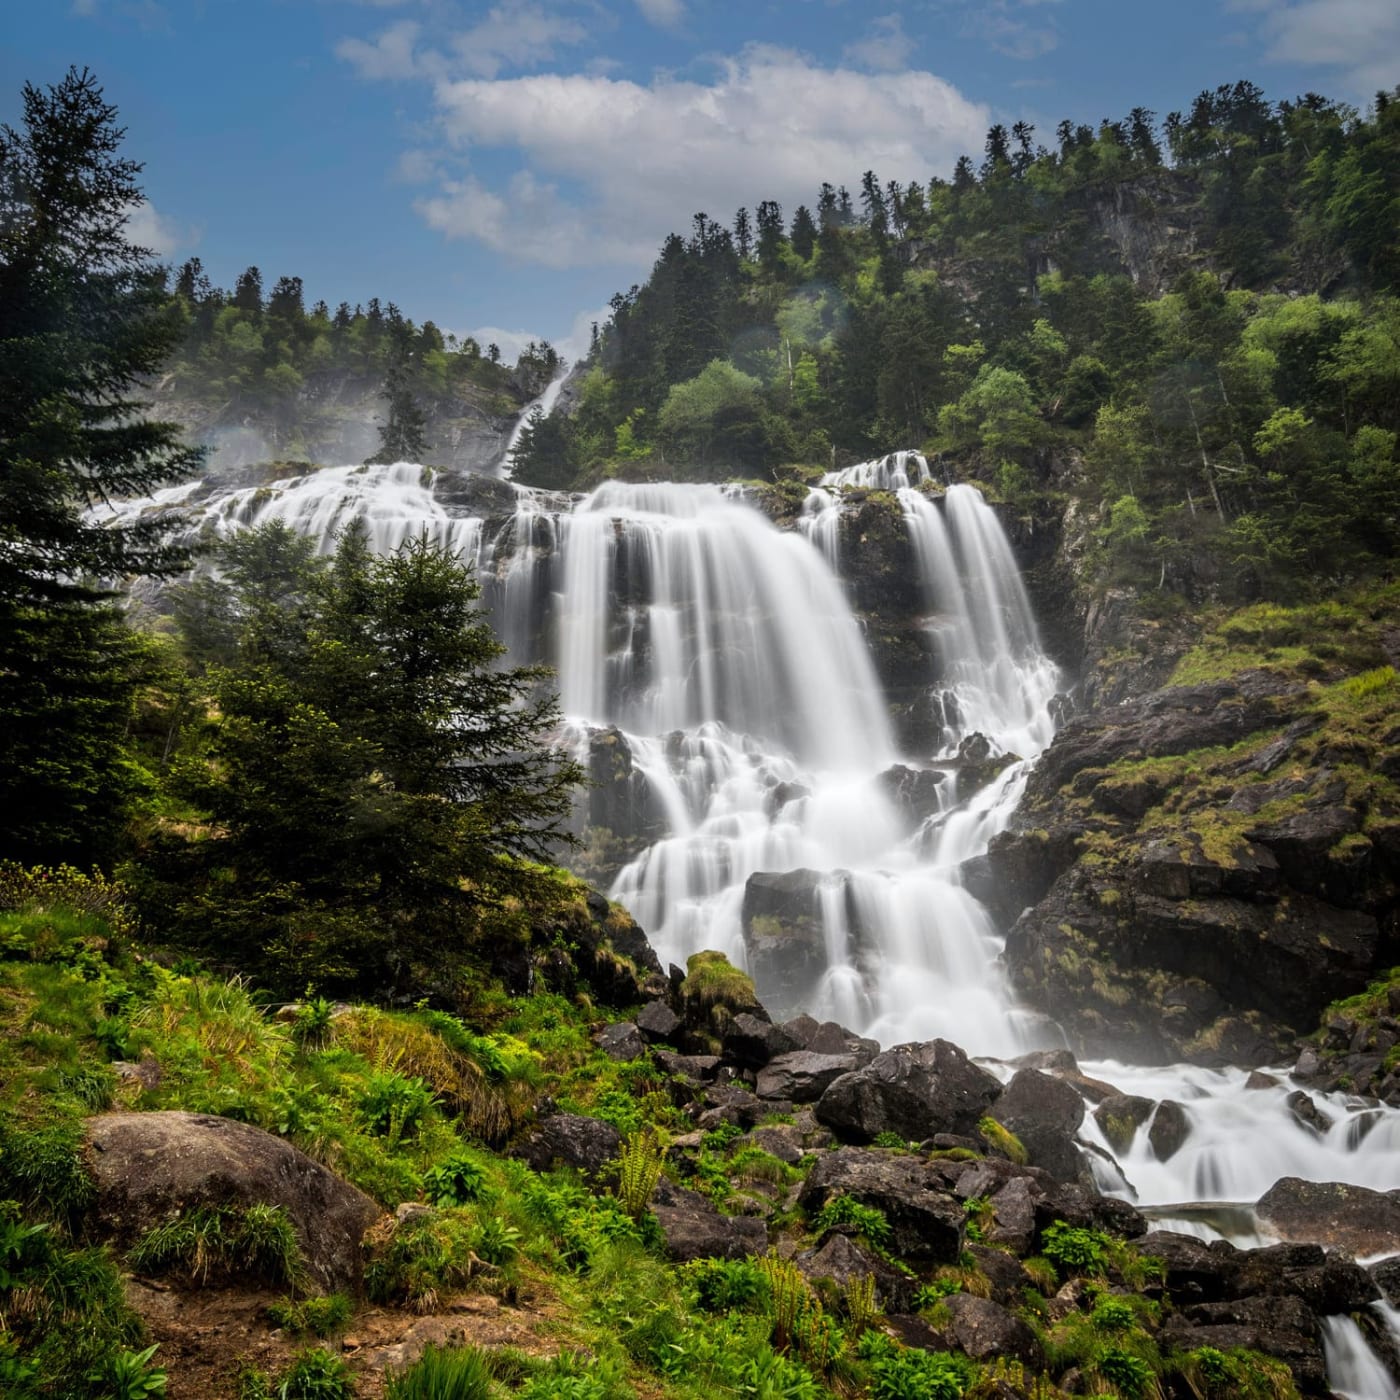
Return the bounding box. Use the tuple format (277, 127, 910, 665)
(979, 1117, 1028, 1165)
(680, 951, 759, 1013)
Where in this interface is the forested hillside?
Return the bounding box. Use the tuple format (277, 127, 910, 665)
(515, 81, 1400, 603)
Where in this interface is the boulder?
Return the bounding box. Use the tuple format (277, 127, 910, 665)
(593, 1022, 646, 1061)
(989, 1068, 1088, 1183)
(757, 1051, 866, 1103)
(878, 764, 947, 824)
(1134, 1230, 1240, 1303)
(651, 1180, 767, 1261)
(635, 1000, 682, 1043)
(84, 1111, 380, 1292)
(721, 1013, 800, 1068)
(815, 1039, 1002, 1143)
(1257, 1178, 1400, 1256)
(517, 1114, 620, 1179)
(942, 1293, 1042, 1369)
(741, 870, 831, 1015)
(795, 1230, 914, 1311)
(1147, 1100, 1191, 1162)
(1161, 1295, 1328, 1394)
(1092, 1095, 1155, 1153)
(987, 1176, 1040, 1255)
(797, 1148, 965, 1262)
(1370, 1256, 1400, 1305)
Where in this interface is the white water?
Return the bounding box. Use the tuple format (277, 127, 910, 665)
(1323, 1316, 1397, 1399)
(502, 371, 569, 477)
(105, 448, 1400, 1242)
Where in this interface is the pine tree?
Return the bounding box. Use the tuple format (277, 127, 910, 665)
(790, 205, 818, 260)
(0, 67, 203, 862)
(367, 358, 429, 464)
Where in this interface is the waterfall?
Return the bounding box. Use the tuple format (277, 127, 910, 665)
(1322, 1316, 1398, 1400)
(108, 448, 1400, 1226)
(502, 371, 570, 477)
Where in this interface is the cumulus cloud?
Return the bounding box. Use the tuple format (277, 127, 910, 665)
(125, 199, 188, 258)
(634, 0, 685, 29)
(842, 14, 917, 72)
(420, 46, 990, 267)
(338, 4, 590, 82)
(1244, 0, 1400, 99)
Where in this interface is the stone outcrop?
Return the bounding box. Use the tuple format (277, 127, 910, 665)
(84, 1112, 380, 1292)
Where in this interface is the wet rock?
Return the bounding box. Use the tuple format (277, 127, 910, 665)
(1092, 1095, 1155, 1153)
(815, 1039, 1003, 1144)
(741, 1125, 807, 1166)
(878, 764, 947, 825)
(1370, 1256, 1400, 1305)
(966, 1243, 1032, 1303)
(795, 1230, 914, 1311)
(986, 1175, 1039, 1254)
(651, 1180, 768, 1261)
(943, 1293, 1042, 1369)
(1245, 805, 1366, 904)
(653, 1050, 723, 1084)
(757, 1051, 866, 1103)
(989, 1068, 1088, 1184)
(1245, 1070, 1280, 1090)
(1284, 1090, 1334, 1137)
(1233, 1247, 1380, 1314)
(636, 1000, 682, 1043)
(1160, 1296, 1327, 1393)
(84, 1111, 380, 1292)
(741, 870, 833, 1015)
(1133, 1231, 1240, 1303)
(1294, 1047, 1323, 1078)
(518, 1114, 621, 1179)
(722, 1013, 800, 1068)
(697, 1084, 764, 1130)
(1257, 1178, 1400, 1256)
(798, 1148, 966, 1262)
(1147, 1100, 1191, 1162)
(593, 1022, 645, 1061)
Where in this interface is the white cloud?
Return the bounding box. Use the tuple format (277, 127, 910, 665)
(420, 46, 990, 267)
(465, 323, 546, 363)
(842, 14, 916, 72)
(335, 20, 426, 79)
(957, 1, 1061, 60)
(450, 4, 590, 79)
(635, 0, 685, 29)
(125, 199, 187, 258)
(1250, 0, 1400, 98)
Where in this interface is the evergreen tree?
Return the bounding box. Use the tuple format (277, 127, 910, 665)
(732, 206, 752, 259)
(368, 358, 429, 464)
(232, 265, 263, 314)
(0, 66, 203, 862)
(790, 205, 818, 260)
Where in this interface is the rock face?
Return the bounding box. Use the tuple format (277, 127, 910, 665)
(651, 1180, 768, 1261)
(740, 869, 840, 1016)
(1256, 1178, 1400, 1256)
(989, 670, 1394, 1063)
(797, 1149, 966, 1262)
(516, 1114, 621, 1179)
(815, 1039, 1003, 1143)
(942, 1293, 1042, 1369)
(84, 1111, 380, 1291)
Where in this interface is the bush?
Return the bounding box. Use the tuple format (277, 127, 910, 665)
(357, 1071, 437, 1144)
(364, 1211, 477, 1312)
(129, 1203, 305, 1288)
(863, 1338, 969, 1400)
(276, 1348, 355, 1400)
(385, 1343, 493, 1400)
(811, 1195, 892, 1251)
(687, 1257, 771, 1312)
(265, 1293, 353, 1339)
(1041, 1220, 1110, 1276)
(422, 1152, 488, 1208)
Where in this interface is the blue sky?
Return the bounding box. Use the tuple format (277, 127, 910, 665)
(5, 1, 1397, 361)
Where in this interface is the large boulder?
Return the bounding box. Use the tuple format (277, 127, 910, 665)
(1256, 1178, 1400, 1256)
(795, 1230, 915, 1312)
(84, 1112, 380, 1292)
(516, 1114, 621, 1179)
(988, 1068, 1088, 1183)
(815, 1039, 1002, 1143)
(651, 1180, 768, 1261)
(757, 1051, 867, 1103)
(741, 870, 834, 1015)
(942, 1293, 1042, 1369)
(797, 1148, 965, 1262)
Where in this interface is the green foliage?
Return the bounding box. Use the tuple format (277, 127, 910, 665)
(358, 1072, 438, 1144)
(859, 1333, 970, 1400)
(614, 1129, 666, 1219)
(1177, 1345, 1299, 1399)
(363, 1210, 479, 1312)
(423, 1151, 488, 1208)
(0, 1121, 95, 1223)
(90, 1343, 168, 1400)
(265, 1293, 353, 1339)
(811, 1194, 893, 1251)
(385, 1343, 494, 1400)
(275, 1348, 356, 1400)
(977, 1117, 1027, 1164)
(128, 1203, 305, 1288)
(1041, 1220, 1111, 1277)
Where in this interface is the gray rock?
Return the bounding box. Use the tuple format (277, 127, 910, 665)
(797, 1148, 965, 1262)
(1147, 1100, 1191, 1161)
(84, 1111, 380, 1292)
(990, 1068, 1088, 1183)
(635, 1000, 682, 1043)
(593, 1022, 646, 1061)
(651, 1181, 767, 1261)
(1257, 1177, 1400, 1256)
(794, 1230, 913, 1311)
(1093, 1094, 1155, 1153)
(815, 1039, 1003, 1144)
(943, 1293, 1042, 1369)
(722, 1013, 800, 1068)
(757, 1051, 865, 1103)
(517, 1114, 620, 1179)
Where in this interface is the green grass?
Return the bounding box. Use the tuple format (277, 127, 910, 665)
(129, 1204, 306, 1289)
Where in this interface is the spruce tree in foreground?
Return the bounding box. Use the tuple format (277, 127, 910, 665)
(0, 68, 202, 864)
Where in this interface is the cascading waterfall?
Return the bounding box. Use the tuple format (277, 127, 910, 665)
(106, 448, 1400, 1318)
(1322, 1316, 1398, 1400)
